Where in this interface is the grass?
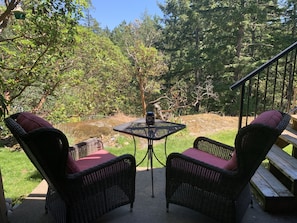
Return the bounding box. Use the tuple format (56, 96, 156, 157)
(0, 148, 42, 204)
(207, 130, 236, 146)
(105, 129, 237, 168)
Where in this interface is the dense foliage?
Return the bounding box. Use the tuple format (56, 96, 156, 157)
(1, 0, 297, 122)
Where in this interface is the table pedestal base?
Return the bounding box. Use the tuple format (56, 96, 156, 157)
(136, 139, 165, 197)
(113, 119, 186, 197)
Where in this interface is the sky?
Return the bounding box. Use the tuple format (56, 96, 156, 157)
(90, 0, 165, 30)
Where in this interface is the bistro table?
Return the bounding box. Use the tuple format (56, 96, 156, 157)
(113, 118, 186, 197)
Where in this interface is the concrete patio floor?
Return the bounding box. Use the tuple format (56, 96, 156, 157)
(8, 167, 297, 223)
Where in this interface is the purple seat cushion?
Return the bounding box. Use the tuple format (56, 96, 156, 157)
(16, 112, 81, 174)
(182, 148, 228, 169)
(223, 110, 283, 171)
(74, 149, 117, 171)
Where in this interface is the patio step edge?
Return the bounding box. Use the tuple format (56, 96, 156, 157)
(250, 165, 296, 212)
(266, 144, 297, 195)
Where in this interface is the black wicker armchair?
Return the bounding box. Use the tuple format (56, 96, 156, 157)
(5, 112, 136, 223)
(166, 110, 290, 223)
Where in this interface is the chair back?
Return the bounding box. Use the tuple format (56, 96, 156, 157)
(4, 114, 69, 196)
(235, 111, 290, 179)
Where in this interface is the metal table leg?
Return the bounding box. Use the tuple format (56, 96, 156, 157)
(148, 140, 154, 197)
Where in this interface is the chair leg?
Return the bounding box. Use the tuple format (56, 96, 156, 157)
(250, 199, 253, 208)
(166, 202, 169, 213)
(130, 202, 133, 212)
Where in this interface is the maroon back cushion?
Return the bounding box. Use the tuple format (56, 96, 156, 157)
(16, 112, 80, 173)
(251, 110, 282, 128)
(224, 110, 282, 171)
(17, 112, 53, 131)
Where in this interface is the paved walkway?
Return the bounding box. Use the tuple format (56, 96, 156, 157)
(8, 168, 297, 223)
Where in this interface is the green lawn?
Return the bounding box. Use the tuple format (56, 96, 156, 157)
(105, 129, 237, 168)
(106, 135, 195, 168)
(0, 148, 42, 204)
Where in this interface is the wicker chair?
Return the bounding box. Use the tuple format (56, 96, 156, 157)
(166, 110, 290, 223)
(5, 112, 136, 223)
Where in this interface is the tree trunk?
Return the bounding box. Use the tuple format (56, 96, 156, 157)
(32, 82, 59, 113)
(32, 91, 49, 113)
(139, 75, 146, 116)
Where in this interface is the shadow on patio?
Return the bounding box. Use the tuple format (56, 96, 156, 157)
(8, 167, 297, 223)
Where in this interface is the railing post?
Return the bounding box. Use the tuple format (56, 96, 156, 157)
(237, 85, 245, 130)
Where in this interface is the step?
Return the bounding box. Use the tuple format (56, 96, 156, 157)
(251, 165, 296, 212)
(279, 125, 297, 148)
(291, 114, 297, 130)
(278, 125, 297, 157)
(266, 144, 297, 195)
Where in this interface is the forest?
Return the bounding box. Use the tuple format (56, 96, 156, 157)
(0, 0, 297, 123)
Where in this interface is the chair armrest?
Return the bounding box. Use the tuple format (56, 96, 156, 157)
(167, 152, 235, 176)
(193, 136, 234, 160)
(166, 152, 238, 196)
(69, 137, 103, 160)
(65, 154, 136, 198)
(68, 154, 135, 178)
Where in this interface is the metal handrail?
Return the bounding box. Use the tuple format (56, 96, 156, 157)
(230, 41, 297, 90)
(230, 41, 297, 129)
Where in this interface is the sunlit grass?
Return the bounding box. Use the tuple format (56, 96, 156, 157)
(206, 129, 237, 146)
(0, 148, 42, 204)
(105, 129, 236, 168)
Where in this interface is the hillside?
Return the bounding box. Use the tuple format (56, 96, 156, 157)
(57, 113, 239, 146)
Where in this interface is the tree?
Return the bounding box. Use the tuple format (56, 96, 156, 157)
(0, 0, 22, 118)
(110, 14, 168, 116)
(0, 0, 21, 32)
(159, 0, 285, 114)
(44, 26, 133, 121)
(127, 41, 167, 116)
(0, 0, 88, 116)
